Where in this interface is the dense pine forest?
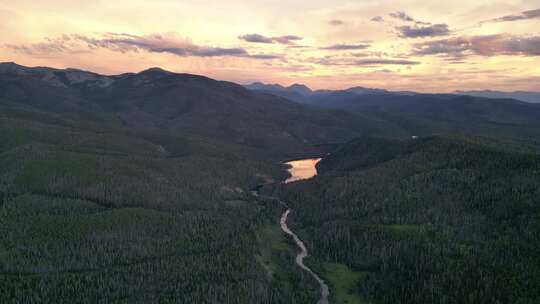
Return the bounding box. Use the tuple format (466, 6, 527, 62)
(0, 104, 321, 303)
(274, 137, 540, 304)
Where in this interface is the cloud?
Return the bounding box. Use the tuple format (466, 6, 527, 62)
(238, 33, 302, 44)
(412, 34, 540, 57)
(188, 47, 248, 57)
(351, 51, 392, 58)
(396, 24, 450, 38)
(354, 59, 420, 66)
(309, 56, 419, 66)
(272, 35, 303, 44)
(4, 33, 281, 60)
(78, 33, 253, 57)
(389, 11, 415, 22)
(320, 43, 370, 50)
(249, 54, 283, 59)
(371, 16, 384, 22)
(237, 33, 273, 43)
(3, 34, 96, 55)
(328, 19, 345, 26)
(389, 11, 435, 27)
(481, 8, 540, 23)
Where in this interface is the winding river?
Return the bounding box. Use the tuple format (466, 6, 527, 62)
(281, 158, 329, 304)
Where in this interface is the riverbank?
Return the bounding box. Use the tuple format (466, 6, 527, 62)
(280, 158, 329, 304)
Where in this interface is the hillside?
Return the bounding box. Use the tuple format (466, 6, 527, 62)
(276, 136, 540, 304)
(0, 103, 323, 303)
(0, 62, 387, 157)
(4, 62, 540, 156)
(247, 83, 540, 139)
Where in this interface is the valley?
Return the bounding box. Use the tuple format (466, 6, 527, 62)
(1, 62, 540, 304)
(2, 1, 540, 303)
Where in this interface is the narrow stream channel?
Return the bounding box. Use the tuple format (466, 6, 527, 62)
(281, 158, 329, 304)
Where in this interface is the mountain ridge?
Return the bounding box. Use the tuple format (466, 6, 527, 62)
(244, 79, 540, 139)
(245, 81, 540, 104)
(3, 62, 540, 156)
(0, 62, 380, 157)
(455, 90, 540, 103)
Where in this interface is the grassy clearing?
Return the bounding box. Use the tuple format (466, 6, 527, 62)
(255, 225, 289, 278)
(324, 263, 369, 304)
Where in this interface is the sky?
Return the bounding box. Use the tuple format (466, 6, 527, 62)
(0, 0, 539, 92)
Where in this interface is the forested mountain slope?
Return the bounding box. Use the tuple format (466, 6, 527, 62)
(247, 82, 540, 140)
(5, 62, 540, 157)
(0, 62, 392, 157)
(0, 105, 320, 303)
(307, 93, 540, 137)
(276, 136, 540, 304)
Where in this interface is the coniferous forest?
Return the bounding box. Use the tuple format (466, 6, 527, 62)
(1, 63, 540, 304)
(274, 137, 540, 304)
(0, 105, 319, 303)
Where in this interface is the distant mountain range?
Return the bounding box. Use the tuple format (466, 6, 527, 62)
(245, 81, 540, 139)
(245, 82, 540, 104)
(2, 62, 540, 157)
(244, 82, 416, 104)
(0, 62, 384, 157)
(455, 90, 540, 103)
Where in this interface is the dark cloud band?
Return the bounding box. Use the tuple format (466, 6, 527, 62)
(4, 33, 281, 60)
(320, 43, 370, 50)
(482, 9, 540, 23)
(413, 34, 540, 57)
(238, 34, 302, 44)
(396, 24, 450, 38)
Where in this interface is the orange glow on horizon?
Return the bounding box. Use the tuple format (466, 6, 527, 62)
(1, 0, 539, 92)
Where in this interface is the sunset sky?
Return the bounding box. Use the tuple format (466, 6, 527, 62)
(1, 0, 539, 92)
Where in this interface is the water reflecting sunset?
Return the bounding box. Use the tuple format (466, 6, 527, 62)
(284, 158, 322, 184)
